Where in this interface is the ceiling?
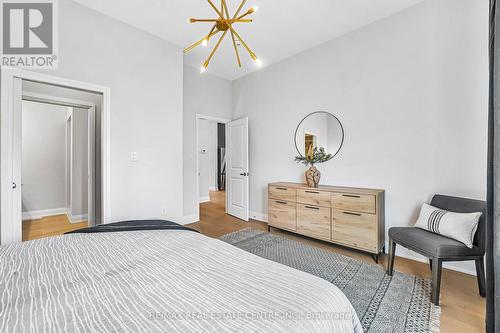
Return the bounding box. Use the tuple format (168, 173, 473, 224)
(73, 0, 424, 80)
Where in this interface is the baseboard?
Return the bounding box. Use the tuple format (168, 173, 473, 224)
(22, 208, 68, 221)
(250, 211, 268, 222)
(209, 187, 218, 191)
(68, 213, 88, 224)
(179, 214, 199, 225)
(199, 197, 210, 203)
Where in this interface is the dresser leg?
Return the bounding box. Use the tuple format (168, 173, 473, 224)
(267, 225, 271, 232)
(372, 253, 379, 264)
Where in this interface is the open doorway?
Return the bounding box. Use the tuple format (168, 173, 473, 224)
(195, 115, 249, 223)
(196, 115, 230, 221)
(197, 118, 226, 209)
(21, 101, 93, 241)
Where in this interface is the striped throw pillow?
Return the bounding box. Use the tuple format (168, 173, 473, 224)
(414, 203, 482, 248)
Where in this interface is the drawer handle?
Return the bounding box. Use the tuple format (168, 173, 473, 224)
(305, 205, 320, 210)
(275, 187, 288, 191)
(305, 190, 320, 194)
(343, 211, 362, 216)
(342, 194, 361, 198)
(275, 201, 288, 205)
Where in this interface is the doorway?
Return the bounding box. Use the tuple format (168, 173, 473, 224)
(0, 68, 110, 246)
(21, 101, 94, 241)
(195, 115, 249, 222)
(197, 116, 227, 215)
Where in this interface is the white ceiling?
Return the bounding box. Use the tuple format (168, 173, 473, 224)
(73, 0, 424, 80)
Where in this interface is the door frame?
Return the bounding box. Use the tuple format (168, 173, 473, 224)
(195, 114, 230, 222)
(66, 112, 73, 219)
(0, 67, 111, 245)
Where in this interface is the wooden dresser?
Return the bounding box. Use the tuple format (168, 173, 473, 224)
(267, 182, 385, 262)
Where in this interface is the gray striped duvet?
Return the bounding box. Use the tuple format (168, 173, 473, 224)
(0, 230, 362, 332)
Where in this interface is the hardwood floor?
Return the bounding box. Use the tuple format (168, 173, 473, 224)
(188, 190, 486, 333)
(22, 214, 88, 241)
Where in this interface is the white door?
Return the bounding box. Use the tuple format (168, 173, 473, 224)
(226, 117, 249, 221)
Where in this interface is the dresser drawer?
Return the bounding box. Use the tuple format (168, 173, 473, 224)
(297, 204, 331, 241)
(269, 186, 296, 202)
(268, 200, 296, 231)
(297, 189, 331, 208)
(332, 193, 376, 214)
(332, 211, 377, 252)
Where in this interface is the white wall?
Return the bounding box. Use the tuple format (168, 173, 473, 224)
(71, 108, 88, 219)
(198, 119, 219, 203)
(32, 0, 184, 222)
(183, 65, 232, 221)
(22, 101, 67, 214)
(231, 0, 488, 274)
(198, 118, 210, 202)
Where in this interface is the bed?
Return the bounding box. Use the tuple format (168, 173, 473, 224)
(0, 221, 362, 332)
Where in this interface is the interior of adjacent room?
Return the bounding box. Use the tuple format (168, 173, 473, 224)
(21, 101, 90, 240)
(18, 80, 104, 241)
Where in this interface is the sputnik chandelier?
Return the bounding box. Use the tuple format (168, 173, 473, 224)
(184, 0, 261, 73)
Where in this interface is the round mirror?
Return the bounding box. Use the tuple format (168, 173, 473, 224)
(294, 111, 344, 160)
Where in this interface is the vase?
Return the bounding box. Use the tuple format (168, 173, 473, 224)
(305, 166, 321, 187)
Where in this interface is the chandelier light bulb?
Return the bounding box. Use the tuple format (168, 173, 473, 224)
(255, 58, 263, 67)
(252, 6, 259, 12)
(200, 66, 207, 73)
(202, 38, 208, 46)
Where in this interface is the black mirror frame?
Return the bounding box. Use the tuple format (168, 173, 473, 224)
(294, 111, 345, 160)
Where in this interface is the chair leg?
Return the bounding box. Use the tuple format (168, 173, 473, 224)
(386, 238, 396, 276)
(475, 257, 486, 297)
(431, 258, 443, 305)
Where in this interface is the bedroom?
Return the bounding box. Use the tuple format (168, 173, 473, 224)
(0, 0, 497, 332)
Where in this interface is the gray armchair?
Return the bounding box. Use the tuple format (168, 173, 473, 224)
(386, 194, 486, 305)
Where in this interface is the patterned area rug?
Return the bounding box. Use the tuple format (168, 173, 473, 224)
(220, 228, 441, 333)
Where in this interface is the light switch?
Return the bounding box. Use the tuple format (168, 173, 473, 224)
(130, 152, 138, 162)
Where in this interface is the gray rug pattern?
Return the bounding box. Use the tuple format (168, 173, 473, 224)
(220, 228, 440, 333)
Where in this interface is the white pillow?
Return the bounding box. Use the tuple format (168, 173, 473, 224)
(414, 203, 482, 248)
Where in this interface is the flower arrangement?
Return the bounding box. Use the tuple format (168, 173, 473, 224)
(294, 147, 332, 167)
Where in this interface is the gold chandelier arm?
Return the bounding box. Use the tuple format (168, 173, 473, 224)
(232, 0, 247, 19)
(228, 25, 257, 60)
(227, 19, 252, 23)
(222, 0, 230, 18)
(206, 24, 216, 42)
(220, 0, 224, 19)
(230, 30, 242, 67)
(189, 18, 251, 23)
(236, 9, 255, 20)
(207, 0, 224, 18)
(203, 29, 229, 68)
(184, 29, 220, 54)
(189, 18, 219, 22)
